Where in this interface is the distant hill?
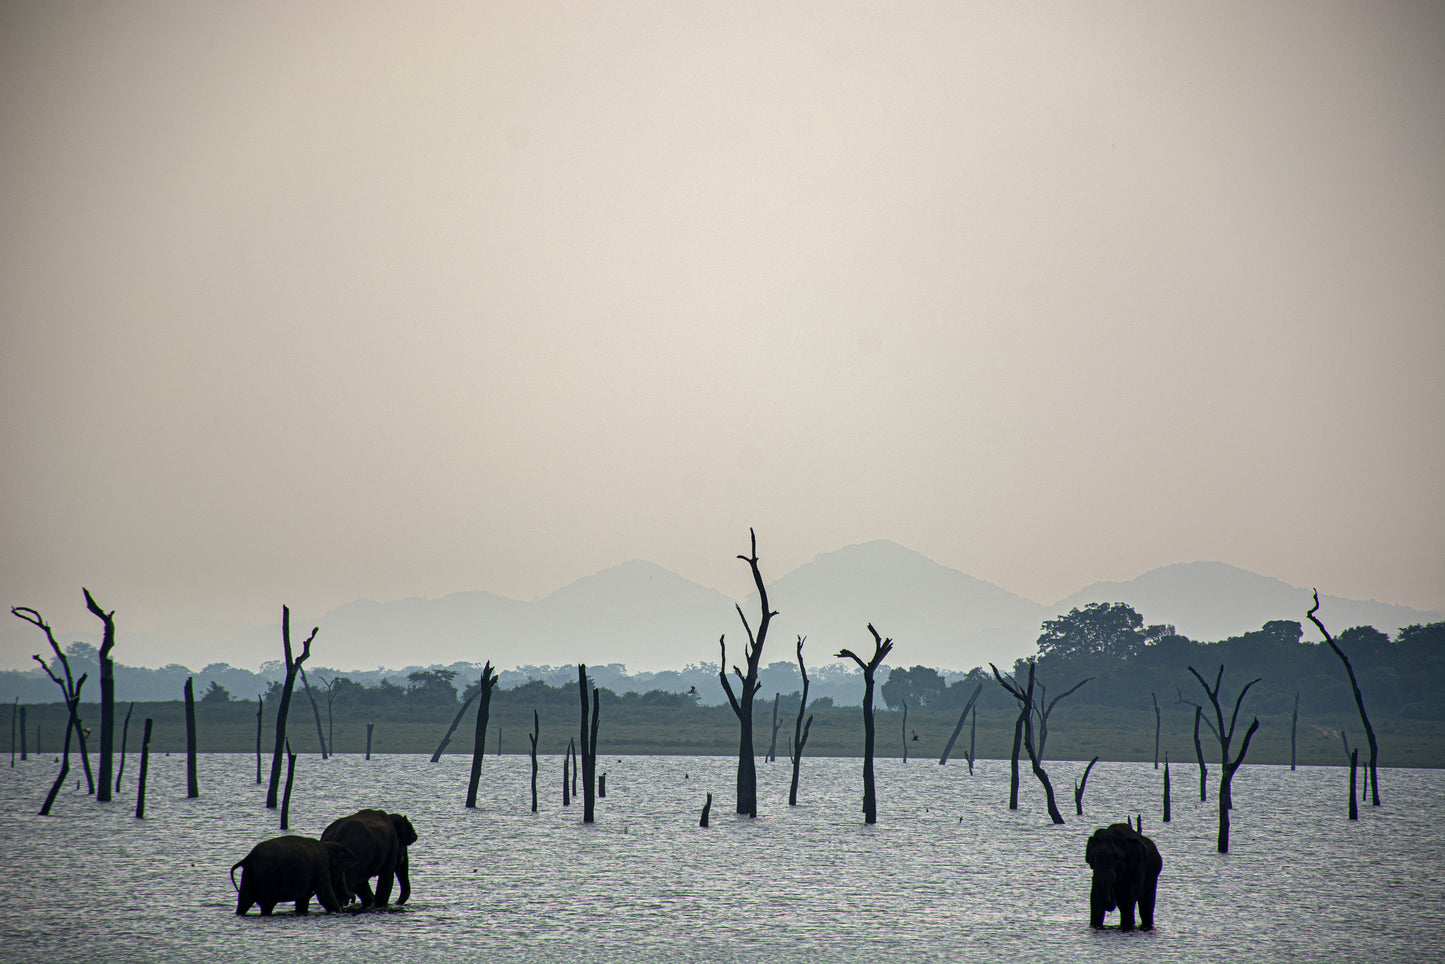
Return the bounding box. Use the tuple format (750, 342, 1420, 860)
(3, 547, 1438, 675)
(1054, 560, 1442, 644)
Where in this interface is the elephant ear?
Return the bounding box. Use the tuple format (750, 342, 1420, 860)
(392, 814, 418, 846)
(1085, 833, 1105, 867)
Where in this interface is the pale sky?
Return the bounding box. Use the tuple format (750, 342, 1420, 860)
(3, 1, 1442, 658)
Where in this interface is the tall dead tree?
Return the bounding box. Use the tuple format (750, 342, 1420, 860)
(837, 624, 893, 825)
(1163, 756, 1172, 822)
(964, 704, 978, 774)
(900, 700, 909, 763)
(15, 606, 90, 814)
(788, 636, 814, 807)
(528, 710, 540, 813)
(1189, 663, 1261, 853)
(316, 674, 342, 754)
(134, 717, 153, 819)
(1073, 756, 1100, 815)
(938, 683, 982, 765)
(718, 529, 775, 818)
(465, 662, 499, 809)
(1151, 692, 1161, 769)
(9, 698, 16, 768)
(578, 664, 600, 823)
(115, 701, 134, 792)
(266, 607, 317, 809)
(1177, 690, 1214, 801)
(992, 660, 1072, 824)
(254, 698, 264, 782)
(1308, 591, 1379, 805)
(766, 695, 782, 762)
(279, 740, 297, 830)
(85, 589, 117, 802)
(1290, 692, 1299, 771)
(298, 667, 328, 759)
(184, 677, 199, 798)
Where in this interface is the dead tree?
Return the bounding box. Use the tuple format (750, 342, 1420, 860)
(85, 589, 117, 802)
(465, 662, 499, 809)
(184, 677, 199, 798)
(431, 687, 481, 762)
(316, 674, 342, 754)
(1308, 591, 1379, 805)
(718, 529, 776, 817)
(135, 717, 153, 819)
(528, 710, 540, 813)
(10, 698, 16, 768)
(254, 698, 263, 783)
(1348, 748, 1359, 820)
(15, 606, 90, 813)
(20, 704, 27, 760)
(266, 606, 317, 809)
(992, 660, 1068, 824)
(279, 740, 297, 830)
(938, 683, 983, 765)
(788, 635, 814, 807)
(578, 664, 600, 823)
(298, 667, 328, 759)
(1188, 664, 1261, 853)
(1177, 690, 1216, 801)
(837, 623, 893, 824)
(766, 694, 782, 762)
(115, 701, 134, 792)
(1073, 756, 1100, 815)
(365, 723, 374, 759)
(1163, 756, 1171, 822)
(700, 792, 712, 828)
(562, 740, 572, 806)
(965, 704, 978, 774)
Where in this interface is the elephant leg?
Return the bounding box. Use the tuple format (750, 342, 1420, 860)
(355, 880, 377, 909)
(396, 853, 410, 905)
(1118, 897, 1137, 932)
(1138, 878, 1158, 931)
(374, 862, 396, 907)
(260, 902, 276, 916)
(236, 896, 254, 916)
(295, 896, 311, 915)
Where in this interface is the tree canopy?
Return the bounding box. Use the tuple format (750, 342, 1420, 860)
(1035, 602, 1175, 660)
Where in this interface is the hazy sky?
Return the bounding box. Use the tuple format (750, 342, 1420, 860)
(3, 2, 1442, 657)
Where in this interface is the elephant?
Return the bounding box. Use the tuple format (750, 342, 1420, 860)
(1084, 822, 1163, 931)
(321, 808, 417, 909)
(230, 835, 357, 916)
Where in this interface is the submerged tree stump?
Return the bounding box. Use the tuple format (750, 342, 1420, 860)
(115, 701, 134, 793)
(279, 740, 297, 830)
(366, 723, 374, 760)
(788, 635, 814, 807)
(837, 624, 893, 825)
(528, 709, 540, 814)
(135, 717, 153, 819)
(465, 662, 500, 809)
(1073, 756, 1100, 816)
(700, 792, 712, 828)
(184, 676, 199, 798)
(266, 607, 317, 809)
(85, 589, 117, 803)
(1163, 757, 1171, 822)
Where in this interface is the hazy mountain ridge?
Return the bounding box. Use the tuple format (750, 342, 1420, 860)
(3, 543, 1440, 674)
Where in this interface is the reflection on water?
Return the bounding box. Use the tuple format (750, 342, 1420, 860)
(1, 751, 1441, 963)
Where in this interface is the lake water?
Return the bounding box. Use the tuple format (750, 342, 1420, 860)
(1, 751, 1441, 963)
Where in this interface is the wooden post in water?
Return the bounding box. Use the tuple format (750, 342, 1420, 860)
(280, 740, 297, 830)
(9, 698, 15, 767)
(527, 710, 539, 813)
(1151, 692, 1161, 769)
(1348, 749, 1359, 820)
(700, 791, 712, 828)
(255, 698, 263, 782)
(900, 699, 909, 764)
(366, 723, 374, 759)
(1290, 692, 1299, 771)
(599, 772, 607, 798)
(562, 740, 572, 806)
(115, 701, 134, 792)
(1163, 756, 1172, 822)
(135, 718, 154, 819)
(184, 677, 199, 798)
(20, 706, 26, 760)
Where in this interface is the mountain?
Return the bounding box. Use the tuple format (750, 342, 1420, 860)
(744, 540, 1051, 672)
(1054, 561, 1443, 643)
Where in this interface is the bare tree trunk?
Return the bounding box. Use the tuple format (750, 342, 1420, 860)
(20, 706, 26, 760)
(465, 662, 499, 809)
(579, 665, 598, 823)
(992, 660, 1069, 824)
(1073, 756, 1100, 815)
(528, 710, 539, 813)
(255, 698, 263, 783)
(788, 636, 814, 807)
(939, 684, 982, 765)
(766, 694, 782, 762)
(562, 740, 572, 806)
(184, 676, 199, 798)
(134, 717, 153, 819)
(1189, 664, 1261, 853)
(10, 698, 16, 768)
(700, 792, 712, 827)
(299, 667, 328, 759)
(838, 625, 893, 824)
(1348, 748, 1359, 821)
(279, 740, 297, 830)
(267, 607, 317, 809)
(115, 701, 133, 792)
(85, 589, 117, 802)
(366, 723, 374, 759)
(719, 530, 776, 818)
(1191, 706, 1208, 801)
(965, 704, 977, 774)
(41, 681, 82, 816)
(1163, 756, 1171, 822)
(1308, 592, 1380, 805)
(15, 608, 88, 815)
(431, 689, 481, 762)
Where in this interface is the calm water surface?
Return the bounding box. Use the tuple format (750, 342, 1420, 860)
(1, 751, 1441, 963)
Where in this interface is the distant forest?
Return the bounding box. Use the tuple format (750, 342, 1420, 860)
(5, 604, 1443, 723)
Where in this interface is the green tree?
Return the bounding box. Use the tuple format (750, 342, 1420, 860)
(407, 669, 459, 704)
(1035, 602, 1164, 660)
(880, 665, 946, 710)
(200, 680, 231, 703)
